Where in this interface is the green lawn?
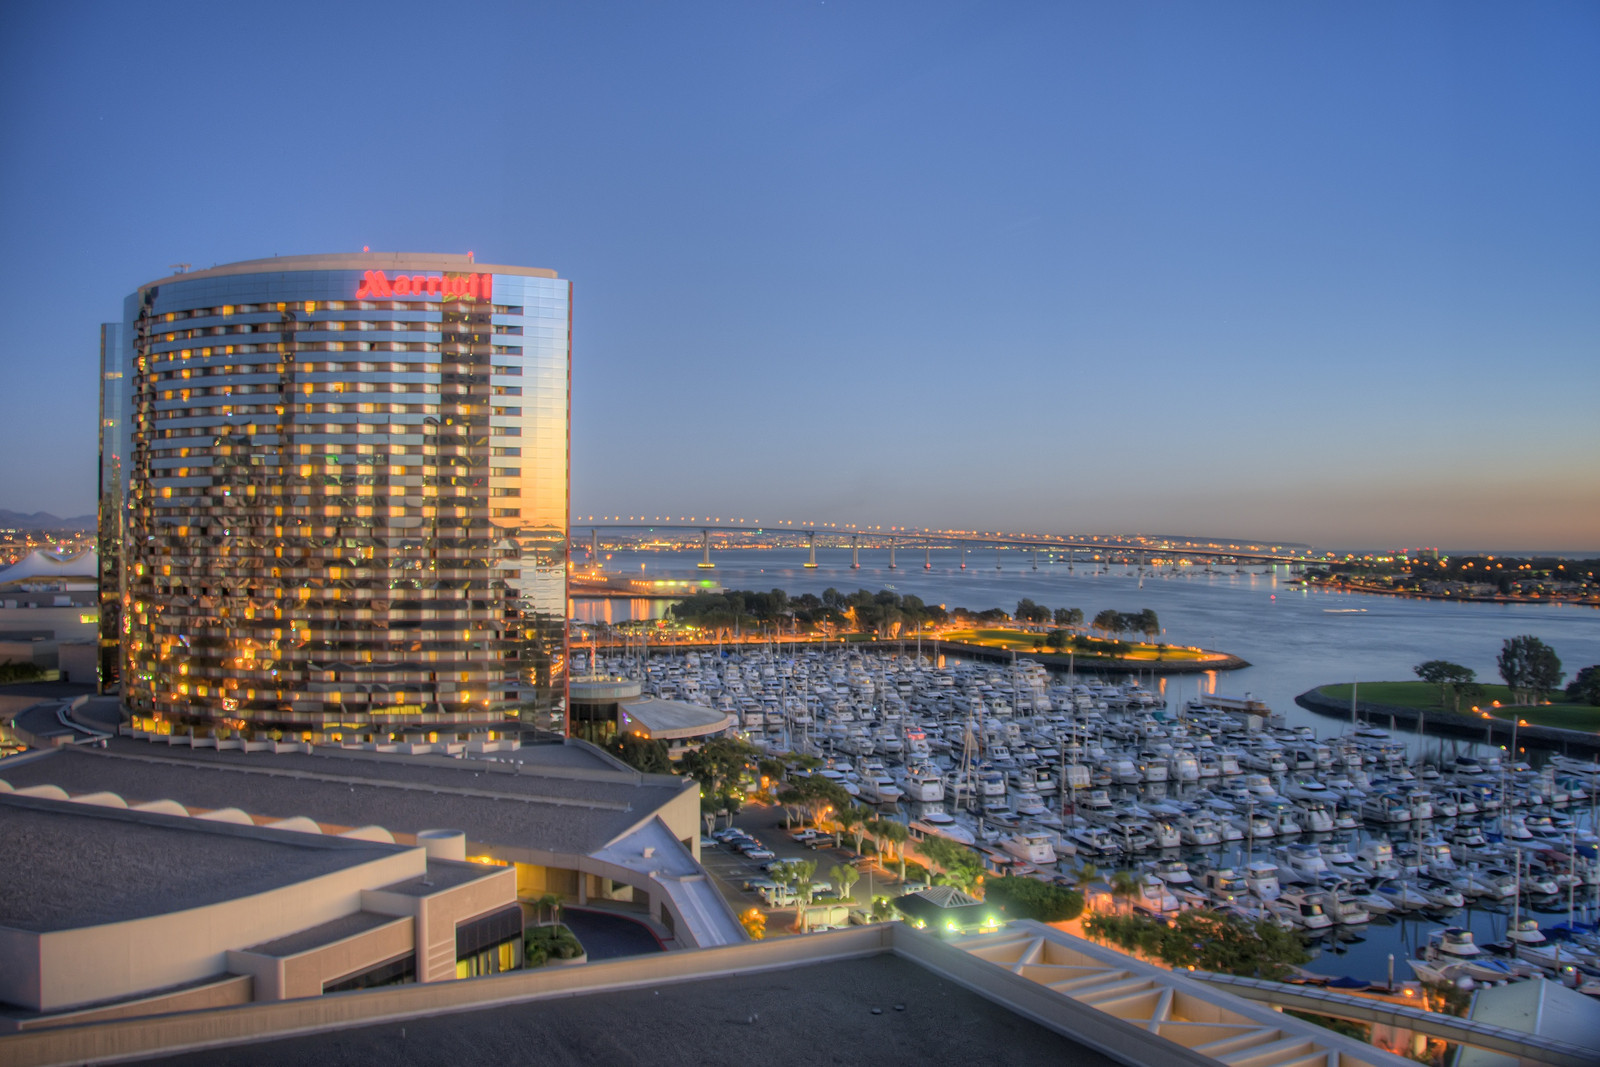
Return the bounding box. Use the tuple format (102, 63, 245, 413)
(942, 628, 1217, 661)
(1319, 681, 1600, 732)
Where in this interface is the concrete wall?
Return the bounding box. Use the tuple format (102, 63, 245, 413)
(227, 918, 412, 1001)
(23, 849, 423, 1012)
(3, 976, 253, 1034)
(361, 866, 516, 984)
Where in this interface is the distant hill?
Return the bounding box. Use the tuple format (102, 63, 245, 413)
(0, 509, 97, 531)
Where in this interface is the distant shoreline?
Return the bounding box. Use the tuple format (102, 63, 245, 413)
(1292, 577, 1600, 608)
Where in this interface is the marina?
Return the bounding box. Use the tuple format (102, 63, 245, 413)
(577, 636, 1600, 989)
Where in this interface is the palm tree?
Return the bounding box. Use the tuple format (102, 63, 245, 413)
(835, 804, 865, 854)
(534, 892, 563, 926)
(877, 821, 910, 880)
(1109, 870, 1138, 915)
(790, 859, 818, 932)
(831, 862, 860, 903)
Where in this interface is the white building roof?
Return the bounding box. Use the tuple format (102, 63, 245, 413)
(1458, 976, 1600, 1067)
(0, 548, 98, 587)
(618, 698, 735, 741)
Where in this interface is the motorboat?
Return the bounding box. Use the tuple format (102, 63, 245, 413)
(1150, 858, 1193, 886)
(1244, 860, 1282, 902)
(1431, 927, 1481, 957)
(1013, 791, 1048, 818)
(1069, 825, 1122, 856)
(1000, 832, 1058, 867)
(909, 812, 976, 846)
(1273, 891, 1334, 931)
(899, 763, 946, 803)
(1135, 874, 1180, 914)
(860, 774, 904, 805)
(1354, 840, 1401, 880)
(1373, 880, 1430, 912)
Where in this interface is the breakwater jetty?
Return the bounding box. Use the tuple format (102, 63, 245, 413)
(1295, 685, 1600, 755)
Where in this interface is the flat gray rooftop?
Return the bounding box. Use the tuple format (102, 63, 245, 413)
(0, 740, 690, 857)
(0, 795, 406, 933)
(244, 912, 404, 958)
(149, 954, 1119, 1067)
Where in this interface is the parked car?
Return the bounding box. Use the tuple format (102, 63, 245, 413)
(805, 834, 837, 849)
(743, 848, 776, 861)
(789, 829, 819, 843)
(742, 876, 779, 893)
(759, 885, 798, 907)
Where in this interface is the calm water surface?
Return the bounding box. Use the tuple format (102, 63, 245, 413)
(575, 548, 1599, 741)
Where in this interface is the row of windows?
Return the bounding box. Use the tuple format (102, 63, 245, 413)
(151, 399, 521, 417)
(155, 321, 523, 341)
(159, 301, 526, 320)
(153, 341, 522, 356)
(149, 359, 526, 380)
(152, 462, 521, 477)
(152, 444, 523, 459)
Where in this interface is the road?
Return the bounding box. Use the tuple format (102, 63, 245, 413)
(696, 801, 911, 938)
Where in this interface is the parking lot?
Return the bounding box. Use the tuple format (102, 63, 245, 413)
(697, 803, 912, 937)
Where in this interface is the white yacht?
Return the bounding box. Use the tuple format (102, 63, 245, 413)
(1273, 891, 1334, 931)
(1244, 860, 1282, 901)
(860, 774, 904, 805)
(899, 763, 946, 803)
(1150, 858, 1193, 885)
(908, 812, 976, 846)
(1001, 832, 1058, 867)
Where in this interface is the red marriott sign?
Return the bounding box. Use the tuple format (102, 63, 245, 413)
(356, 270, 492, 301)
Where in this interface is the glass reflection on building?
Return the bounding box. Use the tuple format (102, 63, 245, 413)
(99, 254, 570, 739)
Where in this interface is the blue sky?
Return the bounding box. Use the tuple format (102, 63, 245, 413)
(2, 1, 1596, 551)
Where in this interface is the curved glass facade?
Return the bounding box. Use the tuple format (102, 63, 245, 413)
(99, 254, 570, 739)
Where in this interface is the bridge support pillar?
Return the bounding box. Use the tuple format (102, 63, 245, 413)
(851, 535, 860, 570)
(1068, 548, 1074, 572)
(591, 528, 600, 569)
(1032, 548, 1038, 570)
(698, 529, 714, 569)
(960, 547, 967, 570)
(924, 546, 931, 570)
(805, 531, 818, 569)
(996, 545, 1002, 571)
(888, 539, 896, 570)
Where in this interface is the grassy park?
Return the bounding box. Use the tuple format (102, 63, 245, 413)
(1319, 681, 1600, 732)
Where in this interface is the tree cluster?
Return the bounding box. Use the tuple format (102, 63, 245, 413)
(776, 774, 852, 827)
(608, 733, 671, 773)
(1412, 660, 1483, 712)
(1084, 909, 1309, 979)
(984, 876, 1085, 922)
(668, 587, 948, 638)
(914, 834, 984, 892)
(1497, 635, 1564, 704)
(1090, 608, 1160, 640)
(1567, 665, 1600, 707)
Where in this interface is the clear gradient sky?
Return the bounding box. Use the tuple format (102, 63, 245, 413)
(2, 2, 1596, 552)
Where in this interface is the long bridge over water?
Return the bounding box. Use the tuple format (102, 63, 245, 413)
(569, 517, 1322, 573)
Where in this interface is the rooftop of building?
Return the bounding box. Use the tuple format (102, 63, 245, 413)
(149, 953, 1119, 1067)
(0, 738, 691, 857)
(242, 911, 405, 959)
(137, 253, 559, 292)
(0, 794, 410, 933)
(617, 696, 736, 740)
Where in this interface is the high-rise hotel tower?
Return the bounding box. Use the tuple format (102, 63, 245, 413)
(99, 254, 570, 739)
